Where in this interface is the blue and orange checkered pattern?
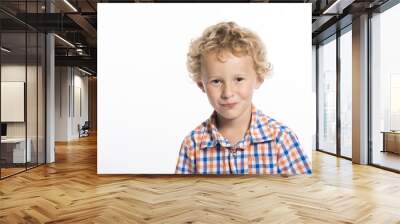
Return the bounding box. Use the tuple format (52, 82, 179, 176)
(175, 105, 312, 175)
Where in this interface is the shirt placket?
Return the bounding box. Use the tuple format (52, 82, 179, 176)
(228, 147, 238, 174)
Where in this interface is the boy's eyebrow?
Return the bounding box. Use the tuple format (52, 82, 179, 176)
(206, 74, 222, 79)
(206, 73, 250, 79)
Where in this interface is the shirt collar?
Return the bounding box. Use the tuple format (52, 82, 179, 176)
(199, 105, 276, 150)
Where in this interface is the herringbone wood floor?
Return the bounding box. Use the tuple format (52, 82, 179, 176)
(1, 134, 400, 223)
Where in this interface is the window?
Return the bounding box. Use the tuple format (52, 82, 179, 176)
(318, 36, 337, 155)
(371, 2, 400, 171)
(340, 28, 352, 158)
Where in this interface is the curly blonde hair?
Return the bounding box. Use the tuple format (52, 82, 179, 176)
(187, 21, 271, 83)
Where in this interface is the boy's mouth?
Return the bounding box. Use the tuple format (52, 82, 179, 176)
(220, 103, 238, 109)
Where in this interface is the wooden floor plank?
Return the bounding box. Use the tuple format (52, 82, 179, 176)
(0, 134, 400, 223)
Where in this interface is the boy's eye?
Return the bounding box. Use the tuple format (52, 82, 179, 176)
(210, 80, 222, 85)
(235, 77, 245, 82)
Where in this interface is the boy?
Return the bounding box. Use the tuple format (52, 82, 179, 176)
(175, 21, 312, 175)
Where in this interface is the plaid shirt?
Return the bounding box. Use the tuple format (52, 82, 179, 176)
(175, 105, 312, 175)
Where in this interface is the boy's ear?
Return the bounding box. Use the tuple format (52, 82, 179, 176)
(197, 81, 205, 93)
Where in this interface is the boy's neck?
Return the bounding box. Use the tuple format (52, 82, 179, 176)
(216, 106, 252, 135)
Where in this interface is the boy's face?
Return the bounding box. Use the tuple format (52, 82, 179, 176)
(198, 51, 263, 122)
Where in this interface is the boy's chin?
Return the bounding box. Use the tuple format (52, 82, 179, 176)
(215, 109, 242, 121)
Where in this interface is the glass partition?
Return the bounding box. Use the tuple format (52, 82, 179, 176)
(0, 1, 46, 179)
(26, 0, 45, 169)
(38, 32, 45, 165)
(1, 31, 28, 177)
(27, 31, 38, 169)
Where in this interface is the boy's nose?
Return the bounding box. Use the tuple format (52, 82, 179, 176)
(221, 84, 234, 99)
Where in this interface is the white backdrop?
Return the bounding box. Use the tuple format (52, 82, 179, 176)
(98, 3, 314, 174)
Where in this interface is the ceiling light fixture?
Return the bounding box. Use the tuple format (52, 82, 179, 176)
(54, 34, 75, 48)
(63, 0, 78, 12)
(1, 47, 11, 53)
(323, 0, 355, 15)
(76, 48, 84, 55)
(78, 67, 92, 76)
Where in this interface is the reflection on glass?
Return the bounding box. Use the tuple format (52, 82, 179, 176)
(318, 37, 337, 154)
(340, 29, 352, 158)
(371, 3, 400, 171)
